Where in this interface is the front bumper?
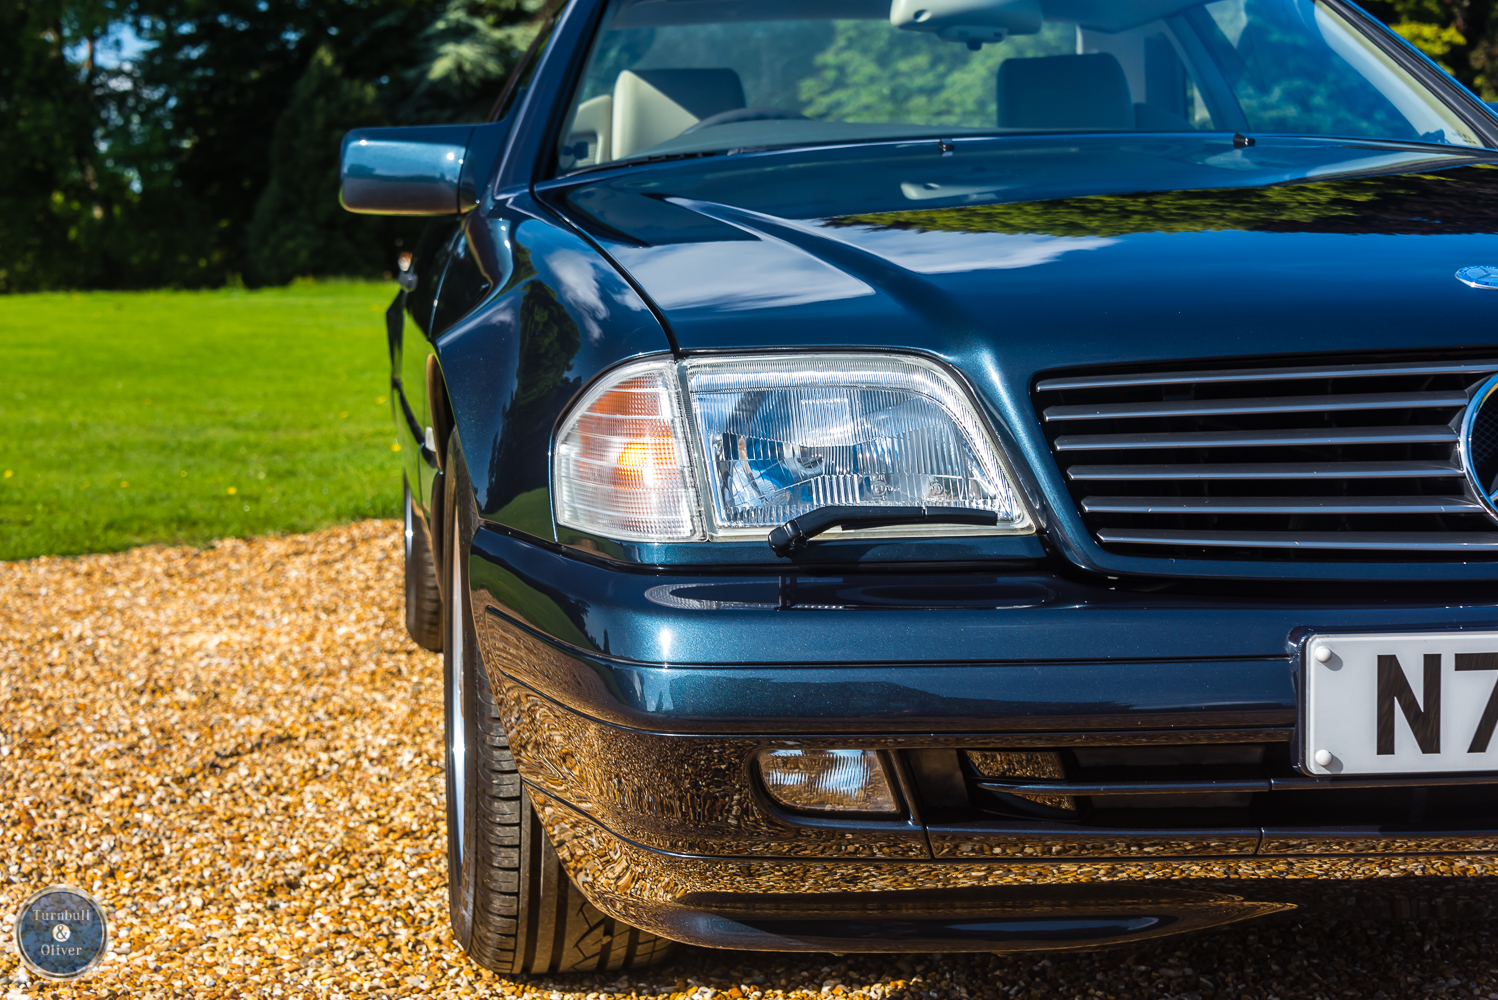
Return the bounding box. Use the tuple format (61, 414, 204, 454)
(470, 525, 1498, 950)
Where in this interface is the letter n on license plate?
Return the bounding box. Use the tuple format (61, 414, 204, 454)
(1304, 631, 1498, 776)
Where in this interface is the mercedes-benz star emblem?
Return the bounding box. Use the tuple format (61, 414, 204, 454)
(1461, 373, 1498, 520)
(1456, 265, 1498, 288)
(12, 886, 109, 981)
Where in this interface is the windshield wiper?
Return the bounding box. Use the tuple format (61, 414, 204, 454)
(562, 149, 726, 177)
(767, 505, 1000, 558)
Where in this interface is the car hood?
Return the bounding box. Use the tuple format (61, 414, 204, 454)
(548, 134, 1498, 378)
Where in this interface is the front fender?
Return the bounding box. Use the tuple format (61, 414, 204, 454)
(434, 194, 672, 541)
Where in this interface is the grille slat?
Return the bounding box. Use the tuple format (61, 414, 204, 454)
(1096, 529, 1498, 551)
(1082, 496, 1482, 515)
(1055, 425, 1458, 451)
(1044, 390, 1469, 422)
(1037, 359, 1498, 391)
(1033, 356, 1498, 563)
(1068, 461, 1465, 481)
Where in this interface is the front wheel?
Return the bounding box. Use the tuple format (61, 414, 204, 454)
(442, 436, 675, 974)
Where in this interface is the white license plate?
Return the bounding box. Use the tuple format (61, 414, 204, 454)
(1304, 630, 1498, 776)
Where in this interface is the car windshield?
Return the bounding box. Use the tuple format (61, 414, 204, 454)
(556, 0, 1483, 172)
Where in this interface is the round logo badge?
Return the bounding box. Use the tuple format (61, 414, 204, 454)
(1456, 265, 1498, 289)
(1461, 373, 1498, 521)
(13, 886, 109, 981)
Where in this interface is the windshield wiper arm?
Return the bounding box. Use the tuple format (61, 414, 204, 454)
(767, 505, 1000, 558)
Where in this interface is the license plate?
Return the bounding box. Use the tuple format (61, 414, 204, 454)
(1304, 630, 1498, 776)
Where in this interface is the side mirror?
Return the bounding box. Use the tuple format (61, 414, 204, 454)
(340, 122, 511, 216)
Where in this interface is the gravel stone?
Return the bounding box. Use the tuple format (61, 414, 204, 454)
(3, 520, 1497, 998)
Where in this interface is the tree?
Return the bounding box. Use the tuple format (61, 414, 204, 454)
(1362, 0, 1497, 97)
(9, 0, 1490, 292)
(0, 0, 136, 291)
(831, 166, 1498, 237)
(800, 20, 1076, 127)
(88, 0, 539, 288)
(116, 0, 442, 286)
(399, 0, 547, 124)
(245, 45, 410, 286)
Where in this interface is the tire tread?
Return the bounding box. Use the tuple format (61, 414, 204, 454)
(460, 585, 673, 975)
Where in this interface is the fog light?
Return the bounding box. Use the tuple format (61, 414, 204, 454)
(756, 749, 901, 815)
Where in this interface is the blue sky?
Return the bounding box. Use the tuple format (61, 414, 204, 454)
(69, 22, 153, 68)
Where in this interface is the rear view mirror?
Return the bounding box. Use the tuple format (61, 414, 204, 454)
(340, 123, 511, 216)
(890, 0, 1041, 45)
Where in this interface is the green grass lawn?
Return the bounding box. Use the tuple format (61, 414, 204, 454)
(0, 282, 405, 561)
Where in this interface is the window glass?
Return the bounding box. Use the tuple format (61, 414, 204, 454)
(556, 0, 1480, 173)
(1192, 0, 1470, 142)
(492, 9, 560, 123)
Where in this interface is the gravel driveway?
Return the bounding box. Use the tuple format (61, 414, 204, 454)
(3, 521, 1498, 999)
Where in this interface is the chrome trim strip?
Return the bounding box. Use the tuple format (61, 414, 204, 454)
(1043, 391, 1469, 422)
(1037, 360, 1498, 392)
(965, 728, 1295, 747)
(976, 774, 1498, 795)
(1081, 495, 1482, 515)
(1269, 774, 1498, 790)
(1067, 461, 1465, 481)
(1096, 528, 1498, 550)
(1055, 426, 1458, 451)
(976, 779, 1268, 796)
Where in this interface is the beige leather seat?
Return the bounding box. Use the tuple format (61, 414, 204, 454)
(611, 68, 746, 159)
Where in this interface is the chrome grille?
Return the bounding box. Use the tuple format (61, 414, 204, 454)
(1033, 357, 1498, 560)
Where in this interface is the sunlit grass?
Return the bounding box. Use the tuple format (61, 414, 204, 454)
(0, 281, 404, 560)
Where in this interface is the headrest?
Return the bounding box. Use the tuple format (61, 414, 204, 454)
(996, 53, 1134, 130)
(612, 69, 747, 158)
(622, 69, 747, 121)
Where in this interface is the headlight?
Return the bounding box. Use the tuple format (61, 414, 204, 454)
(553, 353, 1032, 545)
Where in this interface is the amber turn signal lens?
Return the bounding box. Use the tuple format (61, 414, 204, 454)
(553, 364, 700, 541)
(757, 748, 901, 815)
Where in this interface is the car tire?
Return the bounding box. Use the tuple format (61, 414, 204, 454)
(404, 480, 444, 652)
(442, 436, 676, 974)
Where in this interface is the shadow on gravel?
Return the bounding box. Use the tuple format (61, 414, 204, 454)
(518, 913, 1498, 1000)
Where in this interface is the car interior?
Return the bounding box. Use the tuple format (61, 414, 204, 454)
(559, 0, 1216, 169)
(555, 0, 1474, 172)
(565, 42, 1198, 167)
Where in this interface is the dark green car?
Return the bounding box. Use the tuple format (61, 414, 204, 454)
(343, 0, 1498, 974)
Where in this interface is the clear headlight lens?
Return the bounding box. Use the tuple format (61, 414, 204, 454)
(553, 354, 1031, 543)
(685, 354, 1027, 536)
(757, 748, 901, 815)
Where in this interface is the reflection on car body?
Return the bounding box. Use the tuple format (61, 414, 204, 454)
(341, 0, 1498, 974)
